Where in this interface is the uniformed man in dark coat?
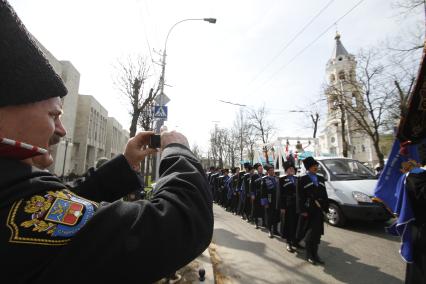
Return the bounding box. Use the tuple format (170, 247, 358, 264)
(296, 157, 329, 265)
(229, 167, 241, 213)
(237, 163, 248, 216)
(0, 2, 213, 282)
(219, 168, 230, 207)
(225, 167, 237, 211)
(278, 161, 300, 253)
(242, 164, 254, 221)
(250, 163, 264, 229)
(210, 169, 221, 204)
(261, 164, 280, 238)
(403, 144, 426, 284)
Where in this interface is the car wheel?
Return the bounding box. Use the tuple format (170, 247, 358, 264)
(327, 203, 346, 227)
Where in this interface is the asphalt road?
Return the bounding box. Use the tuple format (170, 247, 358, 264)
(211, 204, 405, 284)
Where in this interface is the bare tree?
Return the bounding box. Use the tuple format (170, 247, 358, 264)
(233, 108, 249, 167)
(292, 100, 324, 138)
(247, 105, 275, 163)
(114, 56, 159, 138)
(245, 126, 258, 165)
(191, 143, 203, 160)
(328, 48, 397, 166)
(392, 0, 425, 14)
(324, 87, 350, 157)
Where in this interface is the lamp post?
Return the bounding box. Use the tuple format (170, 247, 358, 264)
(153, 17, 216, 181)
(158, 18, 216, 108)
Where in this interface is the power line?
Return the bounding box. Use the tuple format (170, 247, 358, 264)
(246, 0, 335, 88)
(248, 0, 365, 98)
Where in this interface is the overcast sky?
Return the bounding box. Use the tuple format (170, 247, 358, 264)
(9, 0, 424, 152)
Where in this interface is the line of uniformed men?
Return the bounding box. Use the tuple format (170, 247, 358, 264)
(206, 157, 329, 265)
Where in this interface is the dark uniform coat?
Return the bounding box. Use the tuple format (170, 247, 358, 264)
(296, 173, 328, 255)
(237, 171, 245, 215)
(261, 175, 280, 230)
(249, 173, 264, 219)
(229, 174, 240, 213)
(242, 172, 252, 219)
(0, 144, 213, 284)
(405, 170, 426, 284)
(278, 175, 298, 243)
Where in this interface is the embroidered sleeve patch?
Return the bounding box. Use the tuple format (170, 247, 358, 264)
(6, 190, 98, 246)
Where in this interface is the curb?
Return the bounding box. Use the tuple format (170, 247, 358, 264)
(193, 247, 215, 284)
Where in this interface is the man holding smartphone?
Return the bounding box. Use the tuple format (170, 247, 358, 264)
(0, 1, 213, 283)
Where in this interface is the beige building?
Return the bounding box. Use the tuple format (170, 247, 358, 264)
(35, 38, 129, 176)
(73, 95, 108, 174)
(105, 117, 129, 159)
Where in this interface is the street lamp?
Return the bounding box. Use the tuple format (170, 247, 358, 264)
(153, 17, 216, 181)
(158, 18, 217, 104)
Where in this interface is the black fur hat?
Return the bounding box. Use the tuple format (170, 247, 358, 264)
(264, 164, 274, 171)
(283, 161, 296, 172)
(0, 0, 67, 107)
(303, 157, 319, 170)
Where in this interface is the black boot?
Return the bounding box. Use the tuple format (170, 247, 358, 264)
(273, 225, 279, 235)
(286, 243, 295, 253)
(306, 243, 316, 265)
(313, 244, 325, 265)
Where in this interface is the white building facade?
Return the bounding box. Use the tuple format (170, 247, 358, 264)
(318, 34, 377, 166)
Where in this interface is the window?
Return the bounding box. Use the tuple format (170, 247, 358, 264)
(352, 96, 357, 107)
(362, 144, 366, 152)
(338, 71, 345, 80)
(330, 74, 335, 82)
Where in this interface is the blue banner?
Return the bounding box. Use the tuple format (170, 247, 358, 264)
(374, 139, 420, 212)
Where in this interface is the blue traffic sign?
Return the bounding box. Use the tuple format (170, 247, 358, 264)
(154, 105, 168, 119)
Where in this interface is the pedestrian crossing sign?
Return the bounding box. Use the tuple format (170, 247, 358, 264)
(154, 105, 168, 119)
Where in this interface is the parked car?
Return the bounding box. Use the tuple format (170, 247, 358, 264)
(300, 157, 392, 227)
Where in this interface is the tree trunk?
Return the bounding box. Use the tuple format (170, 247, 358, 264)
(311, 113, 319, 138)
(340, 106, 348, 157)
(129, 109, 141, 138)
(372, 138, 385, 168)
(263, 146, 269, 165)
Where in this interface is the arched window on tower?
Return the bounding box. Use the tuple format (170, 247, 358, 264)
(352, 93, 357, 107)
(338, 71, 345, 80)
(330, 74, 335, 83)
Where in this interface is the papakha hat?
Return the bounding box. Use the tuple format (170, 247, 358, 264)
(0, 0, 67, 107)
(283, 161, 296, 171)
(303, 157, 319, 170)
(264, 164, 274, 171)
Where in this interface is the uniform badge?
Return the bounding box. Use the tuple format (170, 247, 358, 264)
(7, 190, 98, 245)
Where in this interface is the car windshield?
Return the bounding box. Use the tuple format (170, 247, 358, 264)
(321, 159, 376, 180)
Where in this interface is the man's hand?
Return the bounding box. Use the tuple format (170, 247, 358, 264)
(280, 209, 286, 214)
(301, 212, 308, 218)
(124, 132, 158, 171)
(161, 130, 189, 149)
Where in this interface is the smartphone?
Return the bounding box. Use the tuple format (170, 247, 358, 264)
(0, 137, 48, 160)
(148, 134, 161, 149)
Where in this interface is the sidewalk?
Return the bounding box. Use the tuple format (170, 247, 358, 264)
(156, 247, 215, 284)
